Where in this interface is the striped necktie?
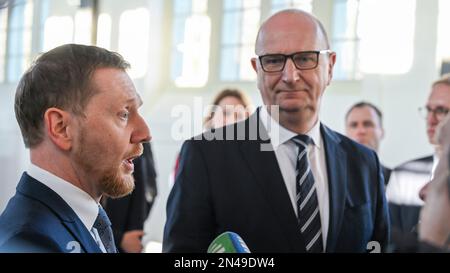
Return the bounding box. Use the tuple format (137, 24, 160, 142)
(292, 135, 324, 253)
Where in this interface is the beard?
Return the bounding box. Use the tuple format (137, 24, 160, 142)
(97, 167, 135, 199)
(73, 125, 140, 199)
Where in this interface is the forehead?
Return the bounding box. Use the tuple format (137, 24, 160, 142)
(218, 96, 244, 107)
(428, 83, 450, 107)
(347, 106, 380, 122)
(256, 12, 325, 55)
(90, 67, 142, 106)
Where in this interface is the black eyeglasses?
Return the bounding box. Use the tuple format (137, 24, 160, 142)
(418, 106, 450, 121)
(258, 50, 332, 72)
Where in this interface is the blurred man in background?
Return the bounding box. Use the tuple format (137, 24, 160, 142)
(345, 101, 391, 184)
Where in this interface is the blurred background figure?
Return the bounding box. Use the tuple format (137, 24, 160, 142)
(387, 74, 450, 235)
(203, 88, 252, 130)
(102, 142, 158, 253)
(170, 88, 253, 186)
(345, 101, 391, 184)
(418, 114, 450, 251)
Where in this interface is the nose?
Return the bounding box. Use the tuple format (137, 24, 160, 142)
(132, 114, 152, 144)
(427, 111, 439, 126)
(281, 58, 300, 84)
(419, 181, 430, 201)
(356, 124, 366, 133)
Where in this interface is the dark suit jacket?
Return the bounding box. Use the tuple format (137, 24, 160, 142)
(103, 142, 157, 251)
(0, 173, 102, 253)
(388, 229, 449, 253)
(163, 110, 390, 253)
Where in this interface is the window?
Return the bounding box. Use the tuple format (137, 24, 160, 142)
(43, 16, 74, 51)
(0, 7, 8, 82)
(220, 0, 260, 81)
(332, 0, 416, 80)
(357, 0, 415, 75)
(6, 0, 33, 82)
(271, 0, 312, 14)
(436, 0, 450, 68)
(74, 8, 92, 45)
(171, 0, 211, 87)
(43, 0, 95, 51)
(97, 13, 112, 50)
(118, 8, 150, 79)
(331, 0, 360, 80)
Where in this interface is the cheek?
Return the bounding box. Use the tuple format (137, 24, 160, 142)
(211, 114, 224, 125)
(262, 74, 279, 90)
(100, 130, 129, 156)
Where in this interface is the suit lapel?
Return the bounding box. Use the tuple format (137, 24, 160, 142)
(60, 220, 102, 253)
(17, 173, 102, 253)
(320, 125, 347, 252)
(238, 110, 306, 252)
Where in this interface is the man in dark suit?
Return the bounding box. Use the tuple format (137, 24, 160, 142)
(345, 101, 392, 184)
(0, 44, 151, 252)
(103, 142, 158, 253)
(163, 9, 389, 253)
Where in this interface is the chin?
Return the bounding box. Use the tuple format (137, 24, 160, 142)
(281, 103, 315, 114)
(100, 170, 135, 199)
(280, 106, 301, 113)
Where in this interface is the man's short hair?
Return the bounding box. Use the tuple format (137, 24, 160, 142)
(15, 44, 130, 148)
(432, 73, 450, 88)
(345, 101, 383, 127)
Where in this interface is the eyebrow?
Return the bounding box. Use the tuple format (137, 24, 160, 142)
(125, 95, 143, 107)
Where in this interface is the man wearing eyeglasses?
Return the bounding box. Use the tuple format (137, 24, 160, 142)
(164, 9, 389, 253)
(387, 73, 450, 237)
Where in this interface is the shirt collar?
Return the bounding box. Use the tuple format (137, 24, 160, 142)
(259, 106, 322, 149)
(27, 163, 99, 231)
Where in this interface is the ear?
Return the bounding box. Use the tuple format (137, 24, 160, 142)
(326, 52, 337, 86)
(251, 57, 258, 73)
(43, 107, 74, 151)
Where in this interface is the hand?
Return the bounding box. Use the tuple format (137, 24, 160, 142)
(120, 230, 145, 253)
(418, 142, 450, 248)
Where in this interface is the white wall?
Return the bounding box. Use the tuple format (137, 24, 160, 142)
(0, 84, 29, 213)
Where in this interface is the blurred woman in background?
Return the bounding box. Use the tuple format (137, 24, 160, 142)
(203, 88, 252, 129)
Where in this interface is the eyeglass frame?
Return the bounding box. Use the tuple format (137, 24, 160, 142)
(257, 49, 333, 73)
(418, 106, 450, 120)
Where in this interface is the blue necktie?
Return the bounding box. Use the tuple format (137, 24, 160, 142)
(292, 135, 324, 253)
(93, 205, 117, 253)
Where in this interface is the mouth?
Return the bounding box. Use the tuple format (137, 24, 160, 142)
(276, 89, 306, 94)
(122, 153, 142, 173)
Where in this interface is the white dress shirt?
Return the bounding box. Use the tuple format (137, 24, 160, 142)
(259, 107, 329, 248)
(27, 163, 107, 253)
(386, 154, 438, 206)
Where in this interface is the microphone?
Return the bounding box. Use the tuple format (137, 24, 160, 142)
(207, 231, 251, 253)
